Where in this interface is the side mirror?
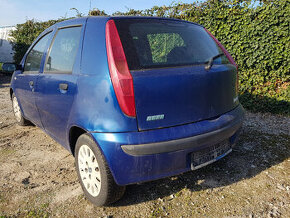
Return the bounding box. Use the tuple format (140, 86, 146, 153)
(1, 63, 23, 73)
(15, 64, 23, 71)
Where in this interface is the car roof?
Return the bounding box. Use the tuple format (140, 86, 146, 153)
(37, 16, 202, 43)
(90, 16, 202, 27)
(54, 16, 203, 28)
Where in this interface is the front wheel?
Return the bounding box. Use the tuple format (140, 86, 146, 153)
(11, 93, 29, 126)
(75, 134, 125, 206)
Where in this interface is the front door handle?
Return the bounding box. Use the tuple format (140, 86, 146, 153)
(29, 81, 34, 87)
(59, 83, 68, 91)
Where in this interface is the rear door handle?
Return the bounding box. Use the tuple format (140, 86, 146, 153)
(59, 83, 68, 91)
(29, 81, 34, 87)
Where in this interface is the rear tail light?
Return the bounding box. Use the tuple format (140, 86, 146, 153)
(205, 28, 239, 94)
(106, 20, 136, 117)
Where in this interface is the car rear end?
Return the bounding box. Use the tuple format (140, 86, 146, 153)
(90, 17, 244, 185)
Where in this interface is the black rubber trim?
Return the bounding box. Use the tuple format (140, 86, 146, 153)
(121, 116, 243, 156)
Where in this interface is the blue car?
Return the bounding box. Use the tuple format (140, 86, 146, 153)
(9, 16, 244, 206)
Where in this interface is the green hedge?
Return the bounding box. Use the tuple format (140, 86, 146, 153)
(9, 0, 289, 114)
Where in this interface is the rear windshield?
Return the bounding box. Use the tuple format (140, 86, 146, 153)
(114, 19, 230, 70)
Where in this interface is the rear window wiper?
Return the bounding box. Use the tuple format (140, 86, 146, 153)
(205, 53, 225, 70)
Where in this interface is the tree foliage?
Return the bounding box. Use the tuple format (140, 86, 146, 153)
(89, 8, 107, 16)
(10, 19, 64, 63)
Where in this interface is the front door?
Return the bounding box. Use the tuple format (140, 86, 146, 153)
(13, 32, 52, 127)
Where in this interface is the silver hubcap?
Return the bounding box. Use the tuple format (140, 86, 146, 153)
(12, 96, 21, 122)
(78, 144, 101, 197)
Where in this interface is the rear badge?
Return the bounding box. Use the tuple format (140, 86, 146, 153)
(146, 114, 164, 121)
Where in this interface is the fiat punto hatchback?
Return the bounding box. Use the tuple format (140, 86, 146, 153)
(10, 16, 244, 206)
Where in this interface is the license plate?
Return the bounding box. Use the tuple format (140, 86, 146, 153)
(191, 140, 232, 170)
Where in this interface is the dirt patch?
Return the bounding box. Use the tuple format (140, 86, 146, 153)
(0, 74, 289, 217)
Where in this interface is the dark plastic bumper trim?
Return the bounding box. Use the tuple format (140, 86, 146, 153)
(121, 116, 243, 156)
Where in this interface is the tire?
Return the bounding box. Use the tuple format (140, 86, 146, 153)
(75, 134, 126, 206)
(11, 93, 30, 126)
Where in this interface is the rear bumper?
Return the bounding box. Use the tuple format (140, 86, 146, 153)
(121, 116, 242, 156)
(90, 104, 245, 185)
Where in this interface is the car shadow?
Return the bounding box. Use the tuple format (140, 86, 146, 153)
(112, 126, 289, 206)
(0, 74, 12, 89)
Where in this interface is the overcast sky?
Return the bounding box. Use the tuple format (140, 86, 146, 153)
(0, 0, 199, 26)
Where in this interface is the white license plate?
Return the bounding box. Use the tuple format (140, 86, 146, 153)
(191, 140, 232, 170)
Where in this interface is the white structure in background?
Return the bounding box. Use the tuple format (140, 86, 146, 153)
(0, 26, 16, 63)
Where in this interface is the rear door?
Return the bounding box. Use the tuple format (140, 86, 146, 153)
(115, 19, 238, 131)
(35, 25, 83, 144)
(13, 32, 52, 127)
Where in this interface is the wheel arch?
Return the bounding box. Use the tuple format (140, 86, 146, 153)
(68, 125, 88, 156)
(9, 88, 13, 100)
(68, 125, 121, 185)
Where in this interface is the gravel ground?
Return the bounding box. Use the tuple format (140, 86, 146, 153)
(0, 74, 289, 217)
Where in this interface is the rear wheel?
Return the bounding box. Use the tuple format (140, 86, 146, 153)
(12, 93, 29, 126)
(75, 134, 125, 206)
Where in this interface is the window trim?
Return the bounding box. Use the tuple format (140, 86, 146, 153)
(43, 25, 82, 75)
(23, 31, 53, 74)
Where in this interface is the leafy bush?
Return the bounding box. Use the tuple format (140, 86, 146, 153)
(9, 0, 289, 114)
(10, 19, 65, 64)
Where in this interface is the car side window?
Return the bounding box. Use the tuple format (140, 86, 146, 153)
(44, 26, 82, 74)
(24, 32, 52, 73)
